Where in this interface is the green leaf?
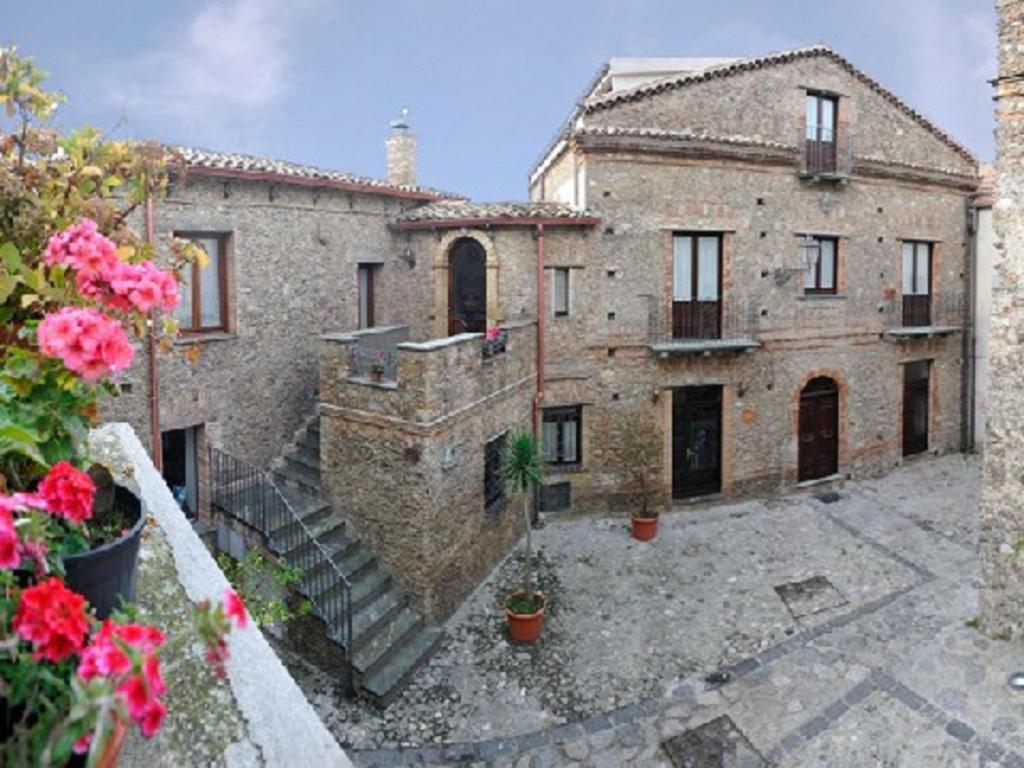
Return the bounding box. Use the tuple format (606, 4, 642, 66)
(0, 241, 19, 272)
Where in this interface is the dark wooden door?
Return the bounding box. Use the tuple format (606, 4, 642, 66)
(798, 378, 839, 481)
(448, 238, 487, 335)
(903, 361, 929, 457)
(672, 386, 722, 499)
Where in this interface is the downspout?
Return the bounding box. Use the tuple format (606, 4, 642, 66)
(532, 223, 546, 525)
(534, 223, 546, 435)
(145, 194, 162, 471)
(962, 195, 975, 454)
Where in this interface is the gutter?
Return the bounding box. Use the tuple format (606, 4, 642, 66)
(145, 194, 162, 470)
(391, 216, 600, 232)
(532, 223, 546, 526)
(183, 165, 452, 202)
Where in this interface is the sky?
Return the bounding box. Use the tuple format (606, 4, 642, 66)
(6, 0, 997, 200)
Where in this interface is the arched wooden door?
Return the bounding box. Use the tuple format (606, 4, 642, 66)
(448, 238, 487, 335)
(798, 377, 839, 481)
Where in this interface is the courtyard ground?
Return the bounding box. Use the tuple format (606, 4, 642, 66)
(285, 454, 1024, 766)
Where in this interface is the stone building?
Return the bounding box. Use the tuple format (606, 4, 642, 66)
(102, 43, 984, 696)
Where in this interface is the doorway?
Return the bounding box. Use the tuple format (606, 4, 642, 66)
(798, 377, 839, 482)
(448, 237, 487, 335)
(903, 361, 930, 457)
(162, 426, 199, 518)
(672, 385, 722, 499)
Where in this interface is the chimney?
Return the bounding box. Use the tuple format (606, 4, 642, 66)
(386, 107, 417, 187)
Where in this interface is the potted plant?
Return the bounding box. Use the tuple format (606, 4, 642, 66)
(501, 431, 546, 642)
(369, 361, 386, 383)
(620, 424, 662, 541)
(0, 47, 244, 766)
(482, 326, 507, 360)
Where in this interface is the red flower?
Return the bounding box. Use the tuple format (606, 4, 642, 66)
(13, 577, 89, 662)
(72, 733, 92, 755)
(205, 638, 230, 678)
(37, 461, 95, 524)
(78, 620, 166, 680)
(223, 588, 248, 629)
(0, 506, 19, 570)
(138, 699, 166, 738)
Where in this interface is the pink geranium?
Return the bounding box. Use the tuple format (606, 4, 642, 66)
(223, 588, 248, 629)
(38, 306, 134, 381)
(44, 219, 119, 275)
(0, 506, 19, 570)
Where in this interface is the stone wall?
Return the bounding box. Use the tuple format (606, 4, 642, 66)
(981, 0, 1024, 637)
(319, 321, 536, 620)
(104, 174, 421, 473)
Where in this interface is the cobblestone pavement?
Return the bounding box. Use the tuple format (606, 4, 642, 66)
(285, 455, 1024, 766)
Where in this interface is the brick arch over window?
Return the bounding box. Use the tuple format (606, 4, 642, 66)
(788, 369, 849, 483)
(431, 229, 499, 337)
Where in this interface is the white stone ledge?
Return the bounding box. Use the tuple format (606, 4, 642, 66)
(89, 423, 351, 768)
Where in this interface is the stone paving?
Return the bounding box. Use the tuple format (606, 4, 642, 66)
(283, 454, 1024, 766)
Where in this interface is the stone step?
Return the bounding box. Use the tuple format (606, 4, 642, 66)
(274, 459, 322, 492)
(304, 546, 376, 587)
(288, 442, 320, 469)
(280, 518, 348, 563)
(352, 608, 422, 678)
(361, 626, 444, 707)
(350, 567, 392, 611)
(347, 587, 406, 648)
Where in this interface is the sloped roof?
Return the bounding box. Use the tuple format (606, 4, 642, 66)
(582, 44, 975, 164)
(392, 200, 599, 227)
(575, 125, 795, 151)
(175, 146, 459, 200)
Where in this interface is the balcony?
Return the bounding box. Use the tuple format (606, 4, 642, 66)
(798, 137, 852, 184)
(649, 297, 761, 357)
(883, 291, 961, 340)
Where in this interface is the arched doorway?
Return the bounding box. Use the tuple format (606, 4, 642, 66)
(798, 376, 839, 481)
(448, 238, 487, 335)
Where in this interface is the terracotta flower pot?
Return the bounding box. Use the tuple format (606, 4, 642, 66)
(505, 592, 546, 643)
(631, 516, 658, 541)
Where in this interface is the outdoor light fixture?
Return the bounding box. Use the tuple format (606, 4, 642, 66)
(773, 235, 819, 286)
(1008, 672, 1024, 691)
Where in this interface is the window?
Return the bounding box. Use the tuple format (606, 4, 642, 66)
(542, 406, 582, 466)
(358, 264, 378, 329)
(672, 233, 722, 339)
(175, 233, 228, 332)
(902, 241, 932, 326)
(553, 268, 570, 317)
(484, 432, 507, 512)
(803, 236, 838, 294)
(805, 92, 838, 173)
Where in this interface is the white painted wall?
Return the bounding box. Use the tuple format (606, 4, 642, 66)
(974, 206, 996, 450)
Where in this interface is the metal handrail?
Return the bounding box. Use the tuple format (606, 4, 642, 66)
(209, 446, 354, 693)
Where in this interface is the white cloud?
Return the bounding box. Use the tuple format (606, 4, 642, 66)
(104, 0, 319, 147)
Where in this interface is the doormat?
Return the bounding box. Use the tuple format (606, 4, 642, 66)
(774, 575, 847, 620)
(663, 715, 768, 767)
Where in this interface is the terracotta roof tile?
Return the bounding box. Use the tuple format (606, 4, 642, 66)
(394, 200, 597, 224)
(175, 146, 459, 200)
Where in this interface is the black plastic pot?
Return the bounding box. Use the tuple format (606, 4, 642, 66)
(64, 485, 145, 620)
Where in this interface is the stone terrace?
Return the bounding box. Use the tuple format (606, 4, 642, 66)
(275, 454, 1024, 766)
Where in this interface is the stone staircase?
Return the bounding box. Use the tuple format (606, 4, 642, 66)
(217, 419, 442, 707)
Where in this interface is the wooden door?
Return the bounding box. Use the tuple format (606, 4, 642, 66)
(903, 361, 930, 456)
(672, 386, 722, 499)
(798, 378, 839, 481)
(448, 238, 487, 335)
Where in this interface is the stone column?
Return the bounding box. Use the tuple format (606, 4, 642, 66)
(981, 0, 1024, 636)
(386, 107, 417, 187)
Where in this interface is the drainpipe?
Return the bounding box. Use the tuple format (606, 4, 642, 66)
(532, 223, 546, 525)
(145, 194, 162, 471)
(962, 196, 975, 454)
(534, 223, 546, 434)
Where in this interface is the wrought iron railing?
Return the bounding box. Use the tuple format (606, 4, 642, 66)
(648, 295, 761, 342)
(210, 447, 354, 692)
(883, 291, 963, 329)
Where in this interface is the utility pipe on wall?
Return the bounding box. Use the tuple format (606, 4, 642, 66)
(533, 223, 546, 436)
(145, 194, 162, 471)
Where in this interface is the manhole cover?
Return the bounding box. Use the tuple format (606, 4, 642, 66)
(774, 575, 847, 619)
(663, 715, 768, 767)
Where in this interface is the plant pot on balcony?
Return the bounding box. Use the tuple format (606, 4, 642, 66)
(369, 367, 384, 383)
(63, 476, 145, 621)
(631, 515, 659, 542)
(504, 591, 546, 643)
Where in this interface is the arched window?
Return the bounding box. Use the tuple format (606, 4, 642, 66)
(448, 238, 487, 335)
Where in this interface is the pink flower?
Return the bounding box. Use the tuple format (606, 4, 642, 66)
(44, 219, 119, 275)
(38, 307, 135, 381)
(100, 260, 179, 314)
(72, 733, 92, 756)
(485, 327, 502, 342)
(0, 506, 19, 570)
(223, 588, 248, 629)
(37, 461, 95, 524)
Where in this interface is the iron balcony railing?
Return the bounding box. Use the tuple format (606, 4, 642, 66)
(884, 291, 964, 330)
(649, 295, 761, 343)
(210, 447, 353, 693)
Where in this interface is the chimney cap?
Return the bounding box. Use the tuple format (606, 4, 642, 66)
(390, 106, 411, 131)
